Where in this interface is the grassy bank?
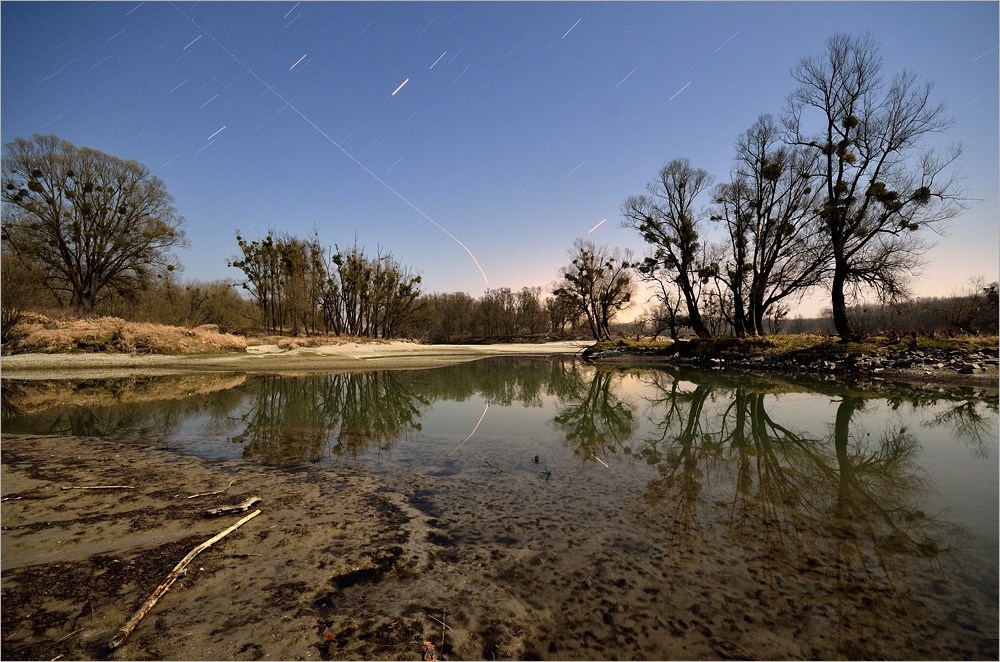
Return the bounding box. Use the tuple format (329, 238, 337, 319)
(590, 333, 1000, 361)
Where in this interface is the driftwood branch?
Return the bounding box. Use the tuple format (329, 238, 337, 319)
(107, 509, 261, 650)
(205, 496, 260, 516)
(60, 485, 135, 491)
(187, 479, 235, 499)
(484, 460, 504, 473)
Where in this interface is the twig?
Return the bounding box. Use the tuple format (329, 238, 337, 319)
(187, 479, 235, 499)
(593, 455, 610, 468)
(55, 627, 84, 644)
(428, 612, 453, 632)
(484, 460, 504, 473)
(205, 496, 260, 516)
(1, 495, 23, 501)
(60, 485, 135, 491)
(108, 509, 261, 650)
(440, 607, 447, 652)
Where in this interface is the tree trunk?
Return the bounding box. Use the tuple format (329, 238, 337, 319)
(685, 297, 711, 339)
(749, 282, 766, 336)
(677, 273, 711, 339)
(732, 295, 748, 338)
(830, 258, 858, 341)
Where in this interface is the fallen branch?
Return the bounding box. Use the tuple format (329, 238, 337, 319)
(61, 485, 135, 491)
(593, 455, 610, 468)
(205, 496, 260, 516)
(108, 509, 261, 650)
(187, 479, 235, 499)
(484, 460, 504, 473)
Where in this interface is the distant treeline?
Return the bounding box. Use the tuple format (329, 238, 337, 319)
(782, 282, 999, 338)
(4, 237, 994, 344)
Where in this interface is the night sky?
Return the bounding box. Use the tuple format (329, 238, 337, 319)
(2, 2, 997, 314)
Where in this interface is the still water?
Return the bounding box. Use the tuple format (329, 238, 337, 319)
(3, 357, 998, 658)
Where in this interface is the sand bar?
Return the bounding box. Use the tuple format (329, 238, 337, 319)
(0, 340, 592, 379)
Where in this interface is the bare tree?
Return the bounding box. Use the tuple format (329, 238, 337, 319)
(1, 251, 47, 345)
(554, 239, 635, 341)
(784, 33, 964, 341)
(229, 232, 289, 333)
(622, 158, 716, 338)
(712, 115, 829, 336)
(643, 279, 687, 341)
(545, 290, 582, 336)
(2, 134, 186, 311)
(928, 275, 999, 335)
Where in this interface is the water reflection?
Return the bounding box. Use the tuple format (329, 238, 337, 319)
(0, 374, 248, 439)
(230, 372, 429, 463)
(551, 369, 637, 461)
(5, 364, 992, 565)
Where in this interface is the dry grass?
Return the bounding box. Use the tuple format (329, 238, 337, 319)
(596, 333, 998, 361)
(8, 315, 248, 355)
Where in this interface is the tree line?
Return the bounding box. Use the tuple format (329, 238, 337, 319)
(2, 34, 992, 345)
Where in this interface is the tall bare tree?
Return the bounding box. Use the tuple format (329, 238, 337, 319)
(784, 33, 964, 341)
(2, 134, 186, 311)
(622, 158, 715, 338)
(712, 115, 829, 336)
(554, 239, 635, 341)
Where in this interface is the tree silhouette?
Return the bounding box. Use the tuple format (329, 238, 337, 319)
(2, 134, 186, 311)
(784, 33, 964, 340)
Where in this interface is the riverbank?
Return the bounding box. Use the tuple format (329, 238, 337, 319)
(585, 335, 999, 389)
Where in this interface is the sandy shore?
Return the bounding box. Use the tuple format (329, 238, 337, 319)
(0, 341, 591, 379)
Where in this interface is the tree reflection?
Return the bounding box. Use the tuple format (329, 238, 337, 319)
(629, 368, 968, 615)
(0, 375, 247, 439)
(632, 375, 713, 537)
(923, 397, 998, 457)
(231, 372, 428, 464)
(550, 367, 637, 462)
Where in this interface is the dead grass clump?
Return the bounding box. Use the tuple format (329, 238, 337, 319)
(11, 317, 247, 355)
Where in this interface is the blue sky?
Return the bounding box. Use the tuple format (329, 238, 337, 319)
(2, 2, 997, 316)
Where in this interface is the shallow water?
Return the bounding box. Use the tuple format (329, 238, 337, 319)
(3, 357, 998, 659)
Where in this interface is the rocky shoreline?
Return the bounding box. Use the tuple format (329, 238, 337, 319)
(586, 341, 1000, 388)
